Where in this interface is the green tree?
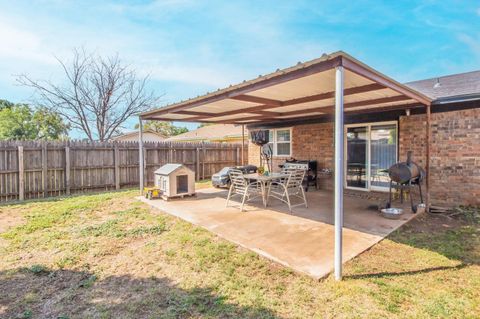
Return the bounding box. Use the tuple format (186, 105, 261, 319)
(0, 101, 69, 140)
(33, 107, 70, 140)
(135, 121, 188, 137)
(0, 99, 14, 110)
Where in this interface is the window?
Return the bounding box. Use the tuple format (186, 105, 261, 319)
(262, 128, 292, 157)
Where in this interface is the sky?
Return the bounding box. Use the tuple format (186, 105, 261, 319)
(1, 0, 479, 135)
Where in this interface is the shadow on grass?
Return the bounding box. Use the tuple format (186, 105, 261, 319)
(388, 213, 479, 265)
(345, 264, 468, 280)
(346, 211, 479, 280)
(0, 267, 280, 319)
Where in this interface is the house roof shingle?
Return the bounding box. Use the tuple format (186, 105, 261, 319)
(405, 70, 480, 100)
(113, 129, 166, 140)
(165, 124, 245, 142)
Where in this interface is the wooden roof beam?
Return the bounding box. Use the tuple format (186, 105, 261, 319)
(276, 95, 412, 117)
(230, 94, 283, 106)
(176, 109, 281, 118)
(146, 95, 413, 124)
(234, 102, 424, 124)
(345, 102, 423, 114)
(208, 95, 413, 123)
(282, 83, 384, 106)
(178, 83, 386, 121)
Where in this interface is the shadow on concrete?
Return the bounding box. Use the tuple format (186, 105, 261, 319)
(0, 267, 280, 319)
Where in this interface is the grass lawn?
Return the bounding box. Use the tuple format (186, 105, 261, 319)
(0, 189, 479, 318)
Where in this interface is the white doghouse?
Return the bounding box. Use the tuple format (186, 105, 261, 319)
(154, 164, 195, 200)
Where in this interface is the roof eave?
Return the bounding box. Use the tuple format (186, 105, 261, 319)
(432, 93, 480, 105)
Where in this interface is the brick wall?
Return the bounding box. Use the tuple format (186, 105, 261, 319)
(248, 122, 334, 171)
(400, 108, 480, 207)
(292, 122, 334, 170)
(247, 140, 261, 167)
(248, 107, 480, 207)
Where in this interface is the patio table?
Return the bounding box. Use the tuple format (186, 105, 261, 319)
(243, 172, 290, 207)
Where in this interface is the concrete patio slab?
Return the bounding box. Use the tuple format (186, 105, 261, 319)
(140, 188, 417, 279)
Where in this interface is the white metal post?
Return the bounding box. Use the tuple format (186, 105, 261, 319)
(334, 66, 344, 281)
(139, 117, 144, 194)
(241, 124, 245, 165)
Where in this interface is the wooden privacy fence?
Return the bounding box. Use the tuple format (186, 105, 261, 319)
(0, 140, 246, 202)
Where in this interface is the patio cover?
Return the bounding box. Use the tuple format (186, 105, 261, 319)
(140, 51, 431, 124)
(139, 51, 433, 280)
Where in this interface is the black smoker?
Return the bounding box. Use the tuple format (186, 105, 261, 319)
(387, 151, 425, 213)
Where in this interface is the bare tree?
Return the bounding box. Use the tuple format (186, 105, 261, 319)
(17, 48, 160, 141)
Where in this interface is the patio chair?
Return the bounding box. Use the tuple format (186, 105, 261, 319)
(266, 169, 307, 212)
(225, 169, 262, 212)
(270, 167, 305, 188)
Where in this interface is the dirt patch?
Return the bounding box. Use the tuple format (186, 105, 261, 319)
(403, 209, 478, 233)
(405, 213, 466, 232)
(0, 209, 26, 249)
(0, 210, 25, 233)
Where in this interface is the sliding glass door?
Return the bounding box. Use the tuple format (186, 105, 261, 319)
(345, 122, 397, 191)
(370, 124, 397, 190)
(346, 126, 368, 189)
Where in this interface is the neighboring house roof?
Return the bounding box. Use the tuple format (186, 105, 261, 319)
(405, 70, 480, 102)
(113, 129, 166, 142)
(165, 124, 246, 142)
(155, 163, 191, 175)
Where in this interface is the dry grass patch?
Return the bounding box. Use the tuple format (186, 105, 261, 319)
(0, 190, 479, 318)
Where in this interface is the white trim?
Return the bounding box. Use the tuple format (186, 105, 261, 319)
(266, 127, 292, 157)
(344, 120, 398, 192)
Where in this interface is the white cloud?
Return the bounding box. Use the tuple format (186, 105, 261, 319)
(0, 1, 335, 105)
(0, 17, 56, 65)
(458, 33, 480, 59)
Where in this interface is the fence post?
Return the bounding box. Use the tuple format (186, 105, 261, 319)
(18, 146, 24, 201)
(196, 147, 200, 181)
(143, 146, 147, 186)
(114, 144, 120, 190)
(65, 146, 70, 195)
(42, 143, 48, 197)
(202, 143, 206, 180)
(236, 147, 240, 166)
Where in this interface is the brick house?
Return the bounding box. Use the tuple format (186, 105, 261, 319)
(140, 52, 480, 208)
(247, 71, 480, 207)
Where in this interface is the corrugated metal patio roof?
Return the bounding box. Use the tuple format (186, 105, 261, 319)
(140, 51, 432, 124)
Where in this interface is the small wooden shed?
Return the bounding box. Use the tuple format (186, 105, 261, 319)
(154, 164, 195, 199)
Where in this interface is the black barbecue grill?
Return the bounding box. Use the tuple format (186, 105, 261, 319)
(386, 151, 425, 213)
(280, 159, 318, 191)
